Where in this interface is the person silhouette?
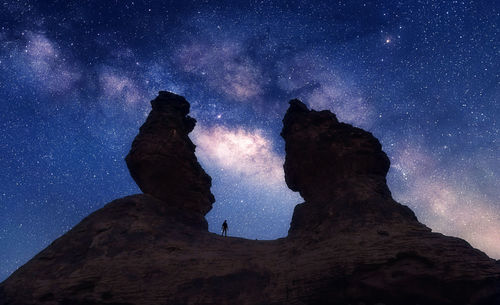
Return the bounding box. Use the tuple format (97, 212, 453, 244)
(221, 220, 228, 237)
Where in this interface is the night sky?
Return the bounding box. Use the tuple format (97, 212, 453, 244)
(1, 1, 499, 281)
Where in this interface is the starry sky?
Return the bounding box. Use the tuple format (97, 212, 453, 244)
(0, 0, 498, 281)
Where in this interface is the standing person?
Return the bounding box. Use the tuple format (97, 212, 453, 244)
(221, 220, 228, 237)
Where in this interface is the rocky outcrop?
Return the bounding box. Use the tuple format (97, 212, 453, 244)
(1, 94, 499, 305)
(125, 91, 214, 216)
(281, 99, 421, 236)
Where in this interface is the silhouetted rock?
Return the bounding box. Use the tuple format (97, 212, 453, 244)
(281, 99, 389, 197)
(1, 95, 499, 305)
(125, 91, 215, 216)
(281, 99, 419, 236)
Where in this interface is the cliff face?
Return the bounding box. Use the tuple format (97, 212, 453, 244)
(1, 93, 499, 305)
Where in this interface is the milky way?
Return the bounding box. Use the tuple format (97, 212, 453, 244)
(0, 1, 498, 281)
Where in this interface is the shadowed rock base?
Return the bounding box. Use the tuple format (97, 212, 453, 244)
(1, 93, 499, 305)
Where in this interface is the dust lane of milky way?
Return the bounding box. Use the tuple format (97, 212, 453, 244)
(0, 0, 498, 281)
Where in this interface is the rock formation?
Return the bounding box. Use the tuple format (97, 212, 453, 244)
(125, 91, 215, 217)
(1, 93, 499, 305)
(281, 99, 420, 237)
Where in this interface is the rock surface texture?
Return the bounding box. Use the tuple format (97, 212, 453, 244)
(1, 93, 499, 305)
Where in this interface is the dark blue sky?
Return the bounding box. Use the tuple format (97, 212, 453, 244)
(0, 0, 498, 281)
